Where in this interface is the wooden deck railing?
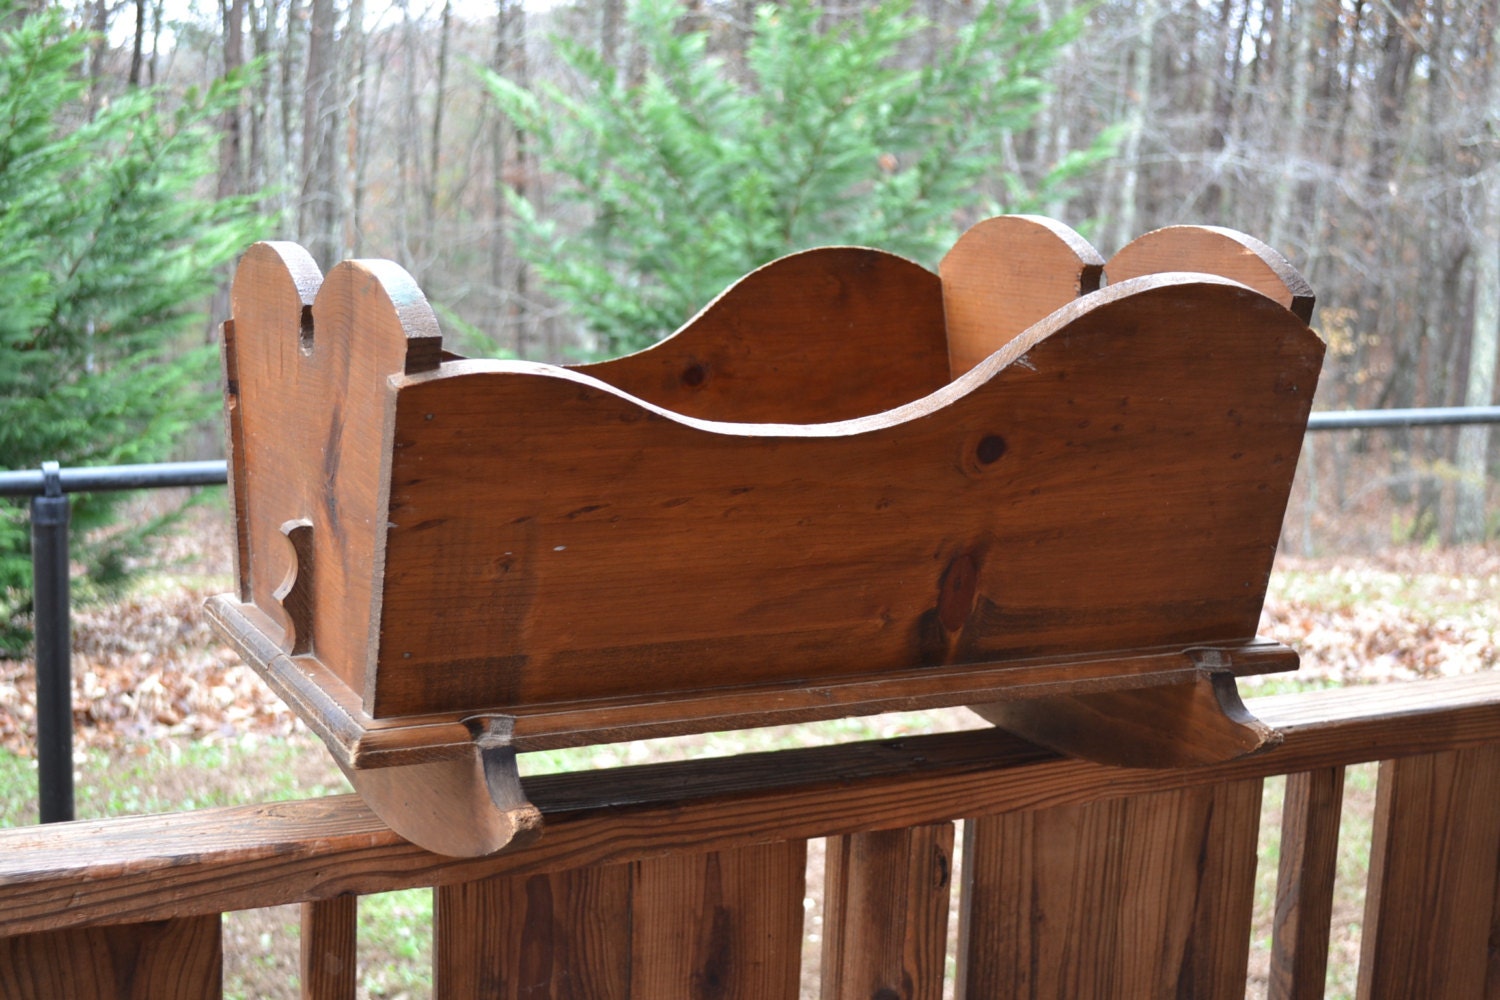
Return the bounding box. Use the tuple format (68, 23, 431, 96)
(3, 673, 1500, 998)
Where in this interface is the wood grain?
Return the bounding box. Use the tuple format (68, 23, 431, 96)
(1268, 767, 1344, 1000)
(5, 675, 1500, 939)
(821, 824, 954, 1000)
(1104, 224, 1315, 322)
(371, 274, 1321, 717)
(954, 779, 1262, 998)
(435, 842, 805, 998)
(302, 896, 357, 1000)
(939, 214, 1103, 378)
(207, 592, 1292, 768)
(1356, 745, 1500, 999)
(973, 671, 1282, 767)
(227, 243, 441, 701)
(632, 842, 806, 1000)
(341, 738, 542, 857)
(436, 865, 631, 999)
(0, 916, 221, 1000)
(575, 247, 951, 423)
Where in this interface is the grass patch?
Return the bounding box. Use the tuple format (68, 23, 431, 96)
(1, 733, 349, 829)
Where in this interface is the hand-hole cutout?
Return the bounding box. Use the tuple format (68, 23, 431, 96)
(299, 304, 315, 356)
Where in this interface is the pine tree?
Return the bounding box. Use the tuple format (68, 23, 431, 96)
(485, 0, 1114, 357)
(0, 3, 269, 645)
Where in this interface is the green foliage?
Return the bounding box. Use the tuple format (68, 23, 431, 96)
(485, 0, 1113, 356)
(0, 4, 268, 648)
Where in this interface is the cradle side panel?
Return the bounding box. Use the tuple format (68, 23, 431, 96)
(228, 246, 440, 701)
(372, 276, 1323, 718)
(575, 247, 951, 423)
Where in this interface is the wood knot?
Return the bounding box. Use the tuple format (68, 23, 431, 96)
(976, 434, 1007, 465)
(936, 550, 982, 633)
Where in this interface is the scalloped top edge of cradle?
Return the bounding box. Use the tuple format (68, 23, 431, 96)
(393, 270, 1324, 440)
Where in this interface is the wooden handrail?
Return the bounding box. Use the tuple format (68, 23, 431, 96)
(4, 673, 1500, 940)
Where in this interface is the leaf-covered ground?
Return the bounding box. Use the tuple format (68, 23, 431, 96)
(1, 544, 1495, 756)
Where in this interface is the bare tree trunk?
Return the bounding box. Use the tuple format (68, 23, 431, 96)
(86, 0, 111, 118)
(300, 0, 344, 269)
(219, 0, 247, 200)
(1266, 0, 1310, 253)
(148, 0, 164, 84)
(345, 0, 367, 256)
(280, 0, 306, 224)
(1110, 0, 1158, 250)
(423, 0, 453, 272)
(129, 0, 147, 87)
(1454, 19, 1500, 542)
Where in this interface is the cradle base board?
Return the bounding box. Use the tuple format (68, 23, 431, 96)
(206, 594, 1294, 770)
(207, 594, 1294, 856)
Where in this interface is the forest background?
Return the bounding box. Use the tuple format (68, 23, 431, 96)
(1, 0, 1498, 636)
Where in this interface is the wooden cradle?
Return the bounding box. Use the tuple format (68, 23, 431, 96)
(207, 216, 1324, 856)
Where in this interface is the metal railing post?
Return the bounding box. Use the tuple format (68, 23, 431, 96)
(30, 462, 73, 823)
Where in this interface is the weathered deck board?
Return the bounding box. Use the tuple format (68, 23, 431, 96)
(3, 676, 1500, 939)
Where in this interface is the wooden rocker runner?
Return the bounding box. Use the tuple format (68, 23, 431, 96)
(207, 216, 1324, 857)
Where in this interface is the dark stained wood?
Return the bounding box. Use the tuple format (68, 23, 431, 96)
(631, 842, 806, 999)
(301, 895, 357, 1000)
(221, 224, 1322, 855)
(373, 274, 1320, 717)
(954, 778, 1262, 998)
(1268, 767, 1345, 1000)
(1104, 224, 1315, 323)
(574, 247, 951, 423)
(973, 671, 1282, 767)
(219, 317, 252, 603)
(208, 592, 1293, 769)
(821, 823, 954, 1000)
(436, 865, 631, 999)
(434, 843, 804, 998)
(939, 214, 1103, 378)
(0, 915, 221, 1000)
(5, 675, 1500, 938)
(226, 243, 441, 700)
(1356, 745, 1500, 999)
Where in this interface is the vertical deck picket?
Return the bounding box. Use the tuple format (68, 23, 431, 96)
(630, 841, 806, 1000)
(300, 895, 358, 1000)
(1357, 745, 1500, 999)
(1268, 767, 1345, 1000)
(435, 865, 633, 998)
(0, 915, 222, 1000)
(953, 779, 1263, 998)
(820, 823, 955, 1000)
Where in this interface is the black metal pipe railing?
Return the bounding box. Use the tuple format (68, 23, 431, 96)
(1306, 405, 1500, 431)
(2, 460, 231, 824)
(3, 405, 1498, 824)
